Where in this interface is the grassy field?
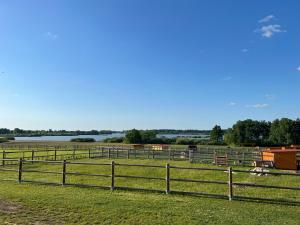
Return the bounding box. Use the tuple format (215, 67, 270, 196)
(1, 158, 300, 225)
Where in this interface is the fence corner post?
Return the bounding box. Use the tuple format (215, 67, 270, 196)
(18, 157, 23, 183)
(111, 161, 115, 191)
(228, 167, 233, 201)
(166, 163, 170, 194)
(62, 160, 66, 186)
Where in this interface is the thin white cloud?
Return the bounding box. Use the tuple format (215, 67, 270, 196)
(45, 32, 59, 40)
(246, 104, 269, 108)
(228, 102, 237, 106)
(256, 24, 286, 38)
(222, 76, 233, 81)
(241, 48, 248, 53)
(265, 94, 276, 100)
(297, 66, 300, 72)
(259, 15, 275, 23)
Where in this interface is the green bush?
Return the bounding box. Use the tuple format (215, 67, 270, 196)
(70, 138, 96, 142)
(102, 137, 124, 143)
(0, 137, 8, 143)
(5, 136, 15, 140)
(176, 138, 196, 145)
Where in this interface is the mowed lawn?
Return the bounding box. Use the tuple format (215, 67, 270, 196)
(1, 158, 300, 225)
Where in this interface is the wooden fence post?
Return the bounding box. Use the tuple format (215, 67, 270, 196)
(228, 167, 233, 201)
(62, 160, 66, 186)
(18, 158, 23, 183)
(31, 150, 34, 163)
(111, 161, 115, 190)
(166, 163, 170, 194)
(54, 148, 57, 161)
(88, 148, 91, 159)
(2, 151, 5, 167)
(108, 148, 111, 159)
(127, 149, 130, 159)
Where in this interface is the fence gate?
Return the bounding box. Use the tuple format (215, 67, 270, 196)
(214, 153, 228, 166)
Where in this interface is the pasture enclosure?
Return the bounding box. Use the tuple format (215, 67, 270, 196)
(1, 158, 300, 204)
(0, 144, 261, 167)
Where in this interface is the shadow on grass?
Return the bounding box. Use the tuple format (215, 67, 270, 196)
(6, 180, 300, 207)
(233, 195, 300, 207)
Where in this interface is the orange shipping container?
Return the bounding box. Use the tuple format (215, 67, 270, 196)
(262, 149, 300, 170)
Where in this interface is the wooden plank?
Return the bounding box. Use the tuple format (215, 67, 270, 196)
(66, 172, 110, 177)
(115, 175, 164, 180)
(170, 178, 227, 185)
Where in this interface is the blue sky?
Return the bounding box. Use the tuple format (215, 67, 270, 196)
(0, 0, 299, 130)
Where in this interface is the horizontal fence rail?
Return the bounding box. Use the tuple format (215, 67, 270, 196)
(1, 158, 300, 204)
(0, 145, 261, 167)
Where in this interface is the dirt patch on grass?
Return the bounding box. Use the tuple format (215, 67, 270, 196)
(0, 200, 22, 214)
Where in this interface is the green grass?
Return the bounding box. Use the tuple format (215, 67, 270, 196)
(1, 158, 300, 224)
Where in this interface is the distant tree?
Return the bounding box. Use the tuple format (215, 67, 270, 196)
(13, 128, 23, 134)
(292, 119, 300, 144)
(224, 120, 271, 146)
(224, 128, 236, 145)
(210, 125, 223, 143)
(0, 128, 11, 134)
(124, 129, 142, 144)
(140, 130, 157, 143)
(268, 118, 299, 145)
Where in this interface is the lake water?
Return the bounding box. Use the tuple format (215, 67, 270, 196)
(14, 133, 209, 142)
(15, 133, 124, 142)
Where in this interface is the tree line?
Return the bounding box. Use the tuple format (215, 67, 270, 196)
(0, 128, 117, 137)
(222, 118, 300, 146)
(122, 118, 300, 147)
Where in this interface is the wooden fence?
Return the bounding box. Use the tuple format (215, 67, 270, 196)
(1, 158, 300, 203)
(0, 146, 261, 167)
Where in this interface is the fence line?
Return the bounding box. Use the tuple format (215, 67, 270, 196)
(1, 158, 300, 203)
(0, 146, 261, 167)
